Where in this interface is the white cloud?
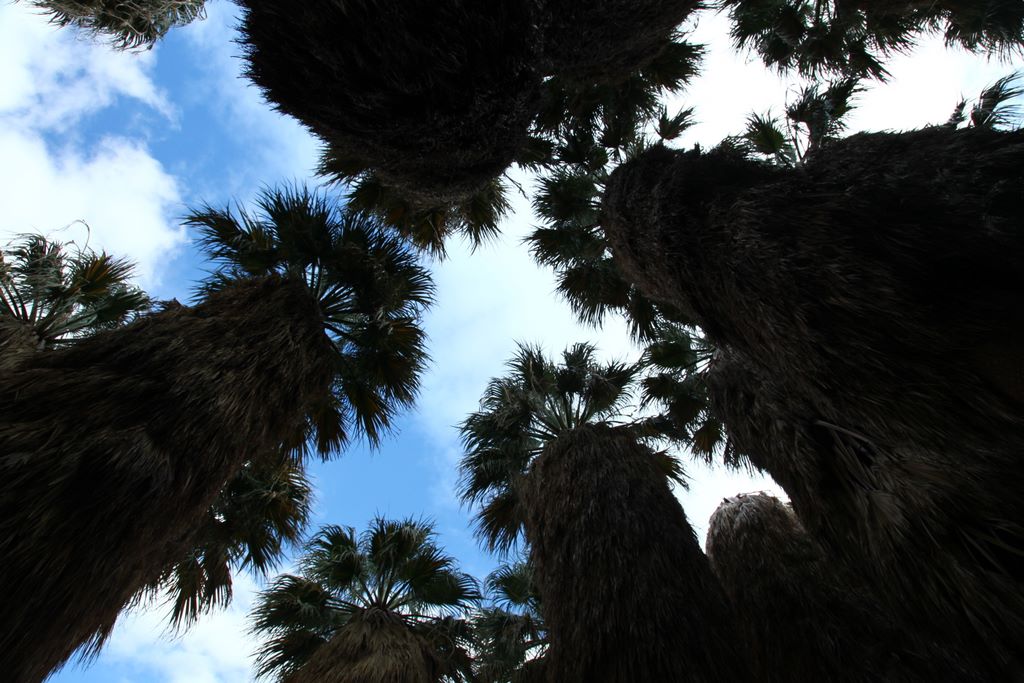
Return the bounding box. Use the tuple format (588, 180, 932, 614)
(100, 574, 261, 683)
(176, 1, 319, 197)
(0, 4, 173, 130)
(0, 3, 185, 292)
(0, 130, 183, 288)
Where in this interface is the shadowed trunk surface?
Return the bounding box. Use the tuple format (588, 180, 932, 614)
(523, 423, 750, 683)
(603, 127, 1024, 676)
(706, 493, 979, 682)
(238, 0, 539, 205)
(0, 277, 333, 682)
(286, 610, 438, 683)
(706, 354, 1024, 678)
(539, 0, 700, 82)
(0, 321, 39, 371)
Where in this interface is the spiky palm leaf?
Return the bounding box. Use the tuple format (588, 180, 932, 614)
(458, 343, 678, 553)
(251, 518, 478, 682)
(158, 449, 314, 629)
(28, 0, 206, 49)
(187, 185, 433, 453)
(0, 233, 150, 367)
(472, 561, 547, 683)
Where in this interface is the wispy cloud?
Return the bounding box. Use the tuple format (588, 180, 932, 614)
(0, 4, 185, 291)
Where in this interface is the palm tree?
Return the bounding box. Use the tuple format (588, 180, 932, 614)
(238, 0, 540, 209)
(459, 343, 750, 681)
(237, 1, 705, 252)
(25, 0, 206, 49)
(721, 0, 1024, 79)
(250, 518, 478, 683)
(706, 493, 978, 682)
(472, 560, 548, 683)
(0, 233, 150, 369)
(705, 352, 1024, 678)
(0, 187, 433, 681)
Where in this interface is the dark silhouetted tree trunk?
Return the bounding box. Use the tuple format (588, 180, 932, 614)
(706, 493, 983, 682)
(705, 353, 1024, 679)
(603, 127, 1024, 677)
(522, 423, 751, 682)
(238, 0, 540, 205)
(287, 610, 439, 683)
(0, 277, 333, 682)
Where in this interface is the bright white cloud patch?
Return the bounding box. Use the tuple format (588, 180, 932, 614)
(98, 574, 261, 683)
(0, 4, 184, 291)
(177, 1, 319, 197)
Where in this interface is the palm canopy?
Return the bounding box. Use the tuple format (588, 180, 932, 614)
(721, 0, 1024, 79)
(26, 0, 207, 50)
(472, 560, 548, 683)
(250, 518, 479, 682)
(187, 185, 433, 454)
(0, 233, 150, 363)
(458, 342, 684, 553)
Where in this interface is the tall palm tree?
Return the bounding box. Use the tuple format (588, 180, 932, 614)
(238, 1, 704, 252)
(250, 518, 478, 683)
(25, 0, 206, 49)
(472, 560, 548, 683)
(0, 233, 150, 369)
(0, 187, 433, 681)
(459, 343, 751, 681)
(603, 128, 1024, 674)
(706, 493, 979, 682)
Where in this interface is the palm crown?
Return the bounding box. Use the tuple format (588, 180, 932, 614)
(472, 560, 548, 683)
(251, 518, 479, 682)
(188, 185, 434, 454)
(0, 233, 150, 361)
(458, 343, 684, 553)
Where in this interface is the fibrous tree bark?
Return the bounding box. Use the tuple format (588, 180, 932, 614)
(706, 493, 983, 682)
(705, 353, 1024, 678)
(238, 0, 541, 206)
(523, 423, 751, 682)
(538, 0, 701, 83)
(0, 277, 332, 682)
(602, 127, 1024, 676)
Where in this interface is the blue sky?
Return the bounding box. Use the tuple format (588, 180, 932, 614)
(1, 2, 1020, 681)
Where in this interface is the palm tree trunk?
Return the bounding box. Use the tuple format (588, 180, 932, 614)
(706, 493, 984, 682)
(287, 610, 436, 683)
(602, 128, 1024, 676)
(705, 353, 1024, 679)
(0, 276, 332, 682)
(522, 423, 751, 682)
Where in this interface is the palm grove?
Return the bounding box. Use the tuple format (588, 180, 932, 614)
(2, 0, 1023, 681)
